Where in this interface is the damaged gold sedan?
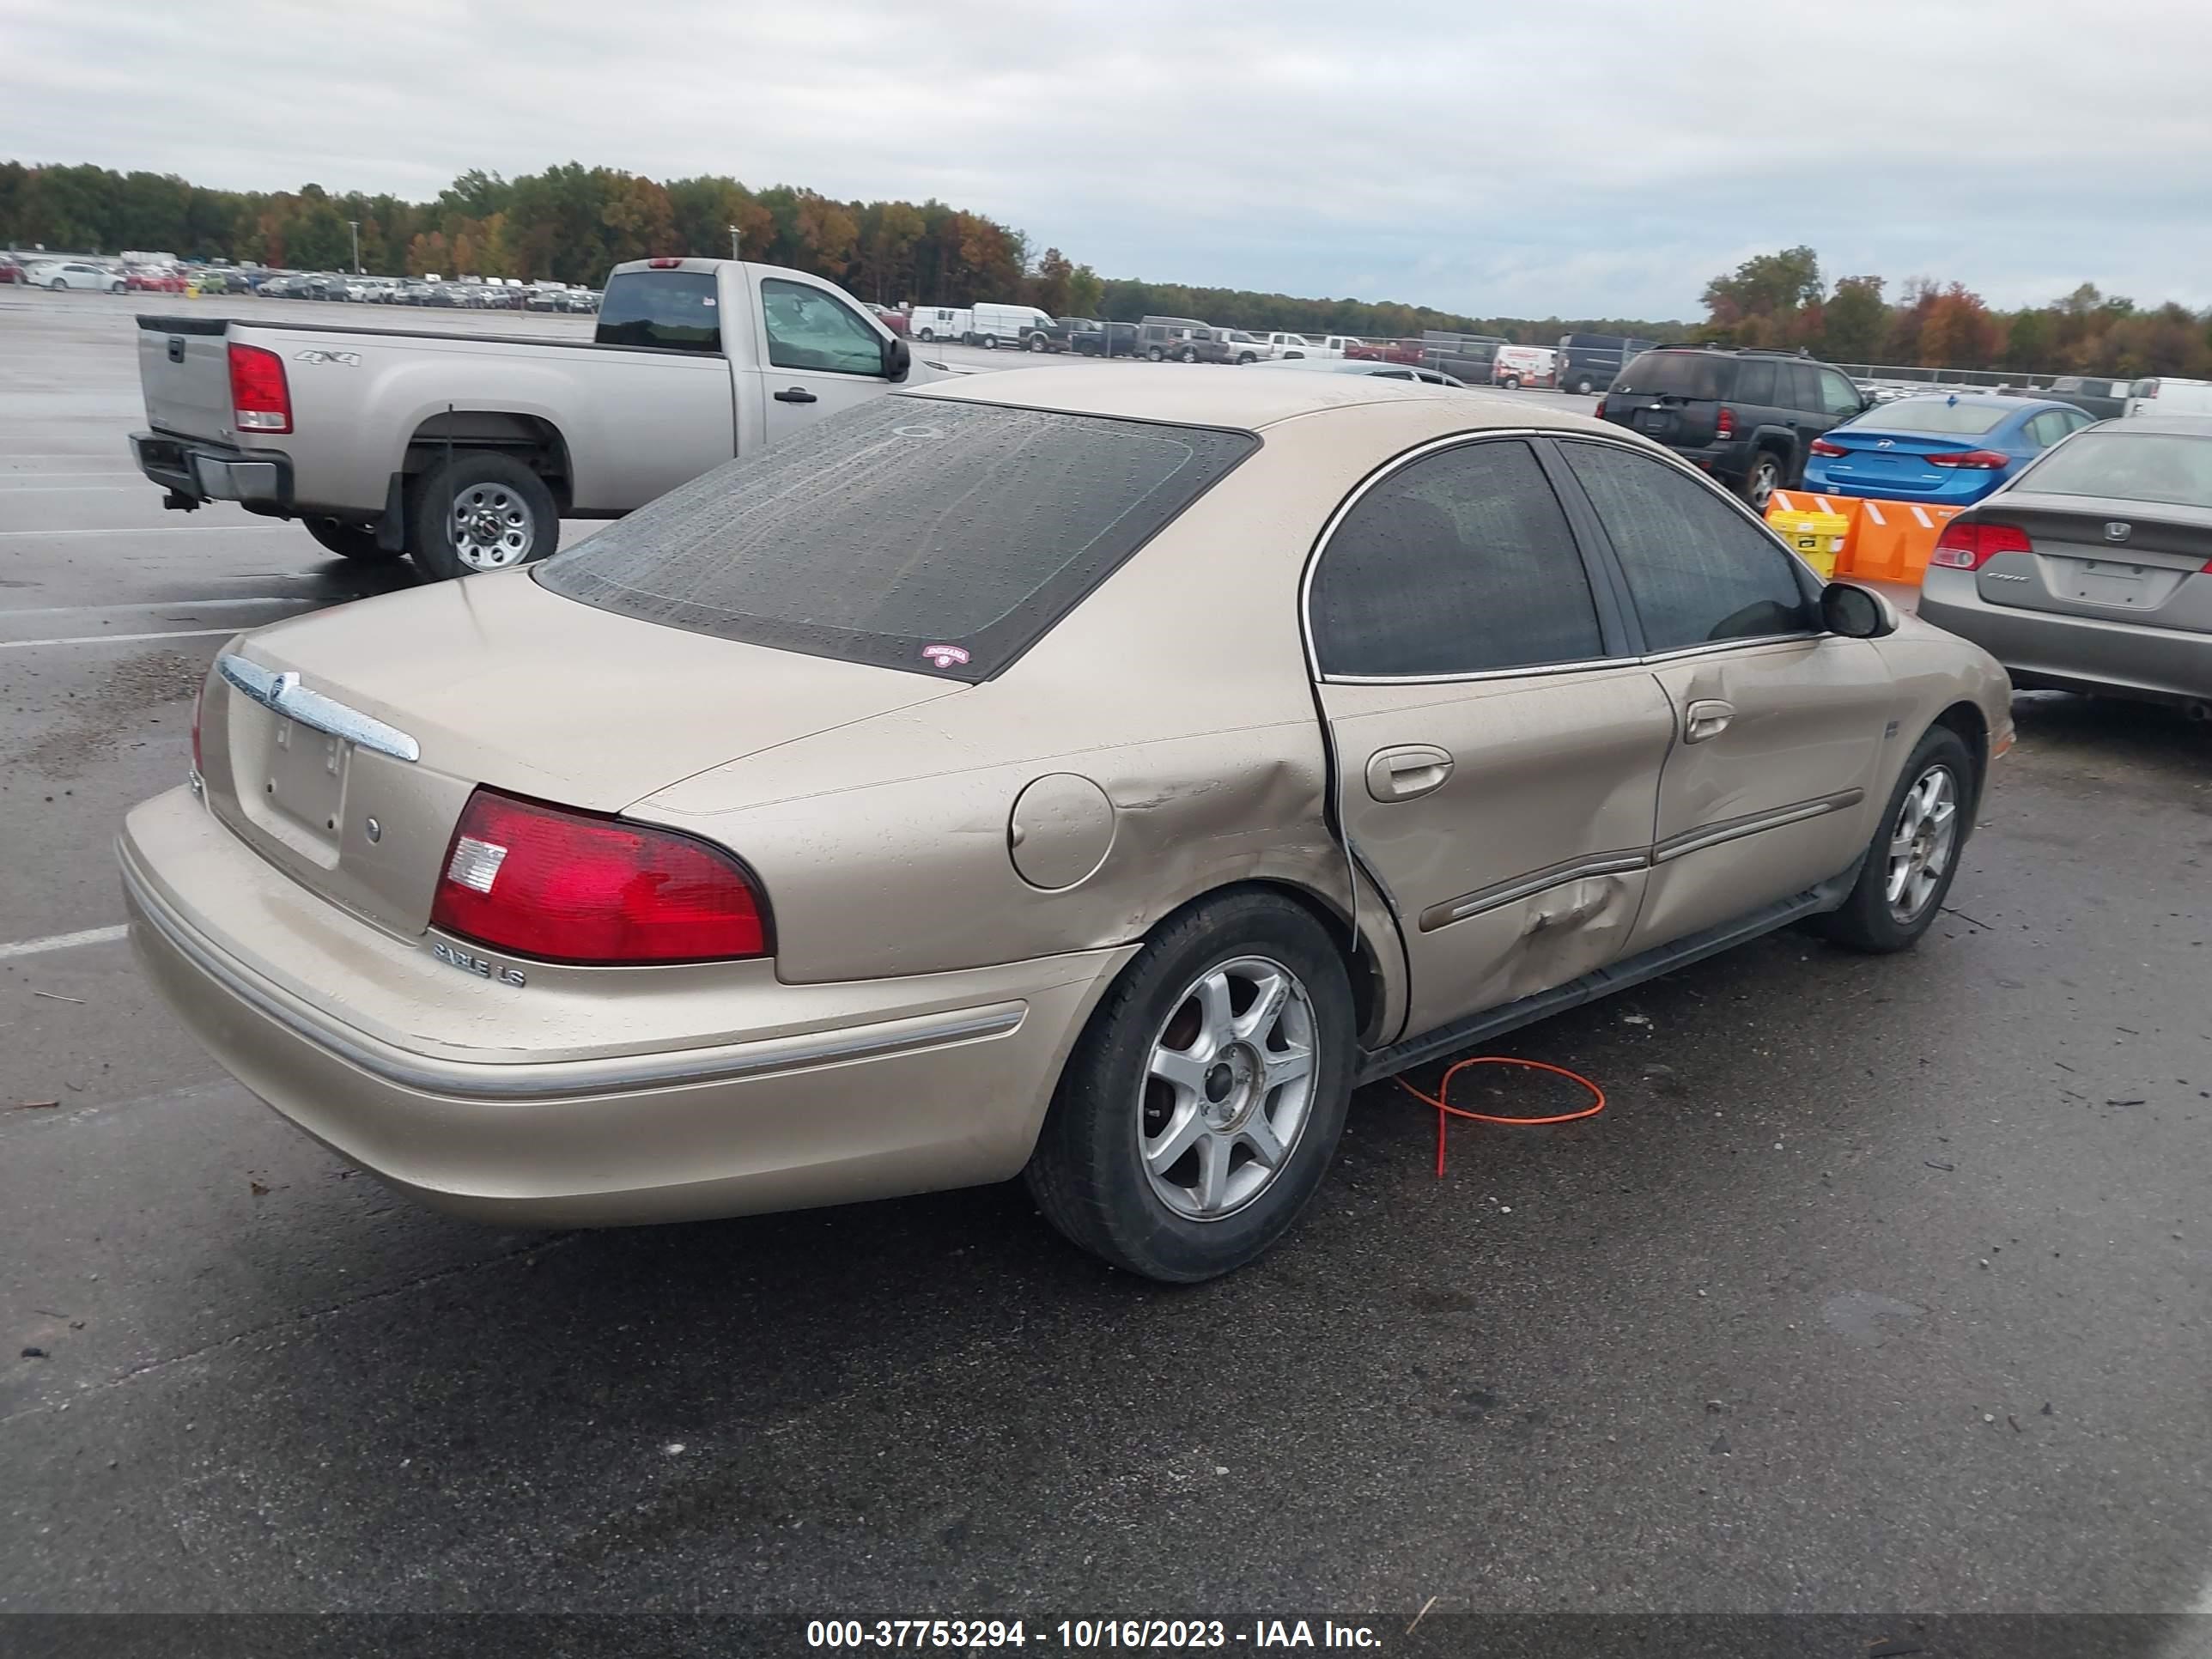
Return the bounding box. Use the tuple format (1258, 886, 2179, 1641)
(121, 368, 2011, 1280)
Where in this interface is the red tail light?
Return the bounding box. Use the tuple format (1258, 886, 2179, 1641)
(1930, 521, 2032, 570)
(1716, 406, 1735, 438)
(191, 679, 204, 776)
(1925, 449, 2010, 470)
(647, 258, 684, 268)
(431, 789, 770, 964)
(228, 343, 291, 434)
(1592, 397, 1607, 421)
(1808, 437, 1848, 457)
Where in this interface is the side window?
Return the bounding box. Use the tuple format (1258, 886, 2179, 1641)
(1785, 363, 1824, 412)
(1559, 442, 1814, 653)
(2026, 410, 2068, 448)
(1732, 360, 1777, 406)
(762, 278, 887, 376)
(2067, 409, 2095, 432)
(1309, 440, 1605, 678)
(1819, 370, 1863, 418)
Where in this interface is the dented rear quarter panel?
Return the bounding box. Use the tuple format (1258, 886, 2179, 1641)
(629, 404, 1506, 988)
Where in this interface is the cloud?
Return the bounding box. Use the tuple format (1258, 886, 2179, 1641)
(4, 0, 2209, 318)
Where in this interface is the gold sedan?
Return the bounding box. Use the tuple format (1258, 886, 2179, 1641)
(122, 368, 2012, 1280)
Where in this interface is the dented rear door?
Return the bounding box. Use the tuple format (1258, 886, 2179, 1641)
(1322, 669, 1673, 1042)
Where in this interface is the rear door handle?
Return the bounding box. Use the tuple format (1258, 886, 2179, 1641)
(1683, 699, 1735, 743)
(773, 386, 818, 404)
(1365, 744, 1454, 803)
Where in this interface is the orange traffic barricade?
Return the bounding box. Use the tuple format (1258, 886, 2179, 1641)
(1846, 498, 1966, 584)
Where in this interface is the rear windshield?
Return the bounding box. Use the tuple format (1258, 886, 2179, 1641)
(1613, 351, 1729, 399)
(594, 270, 720, 353)
(1849, 399, 2008, 435)
(2015, 429, 2212, 509)
(537, 398, 1256, 680)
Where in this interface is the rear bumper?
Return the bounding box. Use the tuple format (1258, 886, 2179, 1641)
(1801, 465, 1996, 506)
(120, 786, 1133, 1226)
(1919, 570, 2212, 706)
(130, 429, 292, 509)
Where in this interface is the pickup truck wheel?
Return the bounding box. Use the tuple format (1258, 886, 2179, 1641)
(1236, 352, 1257, 365)
(1026, 334, 1046, 352)
(305, 517, 403, 564)
(1178, 346, 1200, 364)
(408, 453, 559, 581)
(1024, 890, 1355, 1282)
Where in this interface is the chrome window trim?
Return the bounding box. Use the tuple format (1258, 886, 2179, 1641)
(1300, 427, 1831, 690)
(122, 851, 1027, 1103)
(1299, 427, 1618, 686)
(218, 652, 422, 763)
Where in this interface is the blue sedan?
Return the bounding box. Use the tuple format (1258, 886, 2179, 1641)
(1803, 394, 2098, 505)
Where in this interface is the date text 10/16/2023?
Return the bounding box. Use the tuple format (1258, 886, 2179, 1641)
(805, 1619, 1383, 1650)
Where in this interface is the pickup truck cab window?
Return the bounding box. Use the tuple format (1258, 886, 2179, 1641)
(594, 270, 721, 353)
(762, 279, 888, 376)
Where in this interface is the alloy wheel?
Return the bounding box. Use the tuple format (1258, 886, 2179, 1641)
(1886, 763, 1959, 923)
(1138, 956, 1318, 1222)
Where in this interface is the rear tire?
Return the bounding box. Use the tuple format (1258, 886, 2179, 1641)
(1024, 890, 1355, 1282)
(1178, 346, 1199, 364)
(304, 517, 403, 563)
(1741, 450, 1784, 510)
(1147, 346, 1165, 362)
(1807, 726, 1974, 953)
(406, 452, 559, 581)
(1571, 376, 1595, 395)
(981, 334, 999, 349)
(1237, 352, 1256, 365)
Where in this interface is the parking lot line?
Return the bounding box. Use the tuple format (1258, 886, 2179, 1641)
(0, 627, 240, 648)
(3, 598, 315, 617)
(0, 526, 294, 538)
(0, 924, 129, 961)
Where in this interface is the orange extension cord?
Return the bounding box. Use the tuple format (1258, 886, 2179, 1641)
(1396, 1057, 1607, 1177)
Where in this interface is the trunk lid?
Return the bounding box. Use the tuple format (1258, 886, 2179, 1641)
(198, 571, 967, 939)
(136, 315, 234, 441)
(1971, 492, 2212, 633)
(1815, 430, 1978, 496)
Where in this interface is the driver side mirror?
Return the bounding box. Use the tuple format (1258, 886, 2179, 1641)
(883, 334, 911, 383)
(1820, 580, 1899, 639)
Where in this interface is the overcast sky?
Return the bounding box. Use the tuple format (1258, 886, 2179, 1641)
(6, 0, 2211, 319)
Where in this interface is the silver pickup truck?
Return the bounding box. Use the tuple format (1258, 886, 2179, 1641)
(130, 258, 949, 579)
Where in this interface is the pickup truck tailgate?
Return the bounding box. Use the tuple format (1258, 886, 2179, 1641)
(137, 316, 234, 441)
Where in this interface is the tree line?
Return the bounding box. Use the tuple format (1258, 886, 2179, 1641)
(1699, 245, 2212, 380)
(7, 162, 2208, 376)
(0, 158, 1694, 345)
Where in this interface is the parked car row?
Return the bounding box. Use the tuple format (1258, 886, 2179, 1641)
(252, 273, 603, 311)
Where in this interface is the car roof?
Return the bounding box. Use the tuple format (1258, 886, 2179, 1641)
(2094, 415, 2212, 437)
(911, 363, 1602, 432)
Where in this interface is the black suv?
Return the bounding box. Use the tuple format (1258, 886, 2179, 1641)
(1598, 347, 1869, 508)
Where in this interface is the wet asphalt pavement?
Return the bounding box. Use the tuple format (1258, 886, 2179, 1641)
(2, 284, 2209, 1638)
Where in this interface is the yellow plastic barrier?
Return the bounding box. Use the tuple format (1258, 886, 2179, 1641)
(1765, 501, 1851, 579)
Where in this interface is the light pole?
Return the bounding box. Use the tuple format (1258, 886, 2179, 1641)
(728, 223, 741, 261)
(347, 220, 361, 274)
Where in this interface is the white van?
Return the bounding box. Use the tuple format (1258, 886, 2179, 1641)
(1491, 345, 1559, 389)
(970, 301, 1054, 350)
(2126, 377, 2212, 418)
(910, 306, 973, 344)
